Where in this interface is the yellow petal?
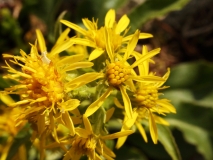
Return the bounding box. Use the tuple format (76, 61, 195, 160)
(50, 38, 74, 57)
(157, 99, 176, 113)
(153, 115, 169, 126)
(55, 28, 70, 45)
(105, 107, 115, 122)
(0, 94, 14, 105)
(62, 111, 75, 136)
(135, 121, 148, 142)
(131, 48, 161, 69)
(119, 85, 133, 118)
(72, 38, 96, 47)
(88, 48, 105, 61)
(36, 29, 47, 53)
(104, 28, 114, 62)
(83, 115, 93, 133)
(116, 14, 130, 34)
(60, 99, 80, 112)
(71, 116, 82, 124)
(84, 88, 112, 117)
(123, 30, 140, 61)
(60, 20, 87, 35)
(105, 9, 115, 28)
(62, 62, 94, 72)
(37, 114, 45, 135)
(130, 75, 165, 82)
(149, 110, 158, 144)
(101, 130, 134, 140)
(116, 135, 128, 149)
(75, 127, 90, 138)
(114, 98, 124, 109)
(155, 68, 170, 87)
(56, 54, 85, 67)
(82, 18, 95, 30)
(65, 72, 104, 91)
(122, 33, 153, 42)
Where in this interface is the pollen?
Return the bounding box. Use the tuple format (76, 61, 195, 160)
(134, 85, 158, 108)
(106, 61, 130, 87)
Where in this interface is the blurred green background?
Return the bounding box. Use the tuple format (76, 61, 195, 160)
(0, 0, 213, 159)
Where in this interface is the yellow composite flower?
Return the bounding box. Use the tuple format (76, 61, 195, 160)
(0, 95, 26, 160)
(46, 115, 134, 160)
(83, 29, 164, 119)
(115, 46, 176, 148)
(61, 9, 153, 61)
(1, 29, 95, 159)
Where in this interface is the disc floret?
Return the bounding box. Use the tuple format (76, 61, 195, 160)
(106, 61, 130, 87)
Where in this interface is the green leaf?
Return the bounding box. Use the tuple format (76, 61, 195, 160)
(166, 61, 213, 89)
(128, 0, 190, 32)
(158, 125, 181, 160)
(167, 119, 213, 160)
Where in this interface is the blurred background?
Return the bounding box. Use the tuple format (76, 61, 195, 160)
(0, 0, 213, 159)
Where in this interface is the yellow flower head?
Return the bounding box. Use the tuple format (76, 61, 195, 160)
(60, 9, 153, 61)
(47, 115, 134, 160)
(116, 46, 176, 148)
(1, 29, 95, 151)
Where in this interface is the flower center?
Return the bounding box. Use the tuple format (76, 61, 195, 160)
(24, 58, 64, 106)
(94, 27, 122, 51)
(134, 85, 158, 108)
(106, 61, 130, 87)
(72, 136, 96, 155)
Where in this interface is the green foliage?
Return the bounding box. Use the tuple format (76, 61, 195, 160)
(128, 0, 190, 32)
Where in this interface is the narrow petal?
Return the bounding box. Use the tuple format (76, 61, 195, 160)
(84, 88, 112, 117)
(61, 20, 87, 35)
(56, 54, 85, 67)
(62, 62, 94, 72)
(116, 136, 128, 149)
(114, 98, 124, 109)
(55, 28, 70, 45)
(60, 99, 80, 112)
(75, 128, 90, 138)
(123, 30, 140, 61)
(135, 121, 148, 142)
(119, 85, 133, 118)
(149, 110, 158, 144)
(65, 72, 104, 91)
(105, 107, 115, 122)
(116, 14, 130, 34)
(0, 94, 14, 105)
(122, 33, 153, 42)
(62, 111, 75, 136)
(104, 28, 114, 62)
(37, 114, 45, 135)
(157, 99, 176, 113)
(101, 130, 134, 140)
(36, 29, 47, 53)
(72, 38, 96, 47)
(105, 9, 115, 28)
(155, 68, 170, 88)
(50, 38, 74, 57)
(89, 48, 105, 61)
(131, 48, 161, 69)
(83, 115, 93, 133)
(153, 115, 169, 125)
(130, 75, 165, 82)
(82, 18, 95, 30)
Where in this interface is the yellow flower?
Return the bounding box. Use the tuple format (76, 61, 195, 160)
(2, 29, 95, 159)
(115, 46, 176, 148)
(60, 9, 153, 61)
(46, 115, 134, 160)
(0, 95, 26, 160)
(84, 29, 164, 119)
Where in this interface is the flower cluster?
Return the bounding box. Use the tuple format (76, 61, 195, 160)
(1, 9, 176, 160)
